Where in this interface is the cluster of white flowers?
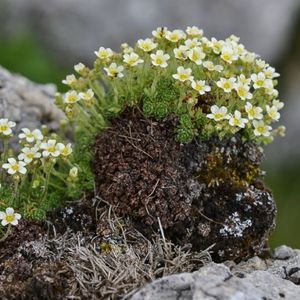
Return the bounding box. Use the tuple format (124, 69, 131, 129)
(206, 98, 283, 136)
(0, 123, 73, 176)
(64, 89, 95, 104)
(61, 26, 284, 141)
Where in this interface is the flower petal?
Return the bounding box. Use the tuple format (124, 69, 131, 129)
(6, 207, 14, 215)
(1, 219, 8, 226)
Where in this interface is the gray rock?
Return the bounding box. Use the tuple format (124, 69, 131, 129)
(273, 245, 299, 260)
(1, 0, 299, 64)
(0, 66, 63, 135)
(131, 246, 300, 300)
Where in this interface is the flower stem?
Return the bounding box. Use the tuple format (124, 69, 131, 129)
(0, 138, 9, 180)
(43, 162, 54, 202)
(0, 224, 11, 242)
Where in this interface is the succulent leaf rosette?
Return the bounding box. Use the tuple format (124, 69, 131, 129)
(57, 25, 285, 144)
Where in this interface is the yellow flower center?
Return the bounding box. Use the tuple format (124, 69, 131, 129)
(237, 87, 247, 97)
(26, 133, 34, 138)
(27, 153, 34, 159)
(196, 84, 203, 91)
(0, 124, 9, 132)
(48, 146, 56, 153)
(68, 95, 77, 103)
(249, 108, 255, 117)
(233, 118, 241, 126)
(62, 148, 69, 156)
(191, 51, 200, 61)
(223, 53, 231, 61)
(155, 57, 163, 65)
(170, 34, 179, 42)
(12, 164, 20, 171)
(143, 44, 151, 51)
(179, 74, 188, 80)
(128, 58, 136, 65)
(100, 52, 109, 59)
(5, 215, 15, 223)
(224, 82, 231, 89)
(214, 113, 223, 120)
(257, 126, 265, 133)
(256, 80, 264, 87)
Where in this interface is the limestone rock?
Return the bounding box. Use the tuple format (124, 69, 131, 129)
(0, 66, 63, 137)
(131, 245, 300, 300)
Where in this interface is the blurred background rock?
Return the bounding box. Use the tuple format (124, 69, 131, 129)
(0, 0, 299, 247)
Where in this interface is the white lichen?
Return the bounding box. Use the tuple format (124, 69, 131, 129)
(220, 212, 252, 237)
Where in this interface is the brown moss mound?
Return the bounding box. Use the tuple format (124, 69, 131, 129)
(94, 108, 277, 262)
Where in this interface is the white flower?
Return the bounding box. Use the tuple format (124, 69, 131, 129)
(228, 34, 240, 43)
(237, 74, 251, 85)
(150, 50, 170, 68)
(207, 105, 229, 121)
(264, 66, 280, 79)
(40, 140, 61, 157)
(220, 46, 238, 64)
(251, 72, 272, 89)
(69, 167, 78, 178)
(79, 89, 94, 101)
(235, 83, 253, 100)
(253, 120, 272, 137)
(0, 119, 16, 136)
(184, 38, 201, 49)
(74, 63, 85, 73)
(172, 66, 193, 82)
(18, 128, 43, 143)
(123, 52, 144, 67)
(104, 63, 124, 78)
(203, 61, 223, 73)
(137, 38, 157, 52)
(272, 99, 284, 110)
(229, 110, 248, 128)
(245, 102, 263, 120)
(256, 59, 267, 69)
(121, 43, 134, 54)
(266, 105, 280, 121)
(216, 77, 236, 93)
(165, 29, 186, 43)
(152, 27, 168, 39)
(0, 208, 21, 226)
(264, 86, 278, 97)
(62, 74, 76, 85)
(236, 43, 246, 56)
(188, 47, 206, 65)
(277, 125, 286, 137)
(241, 52, 257, 63)
(94, 47, 113, 60)
(2, 158, 27, 175)
(174, 45, 188, 60)
(64, 91, 80, 104)
(191, 80, 211, 95)
(186, 26, 203, 37)
(18, 147, 41, 164)
(210, 38, 225, 54)
(57, 143, 73, 157)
